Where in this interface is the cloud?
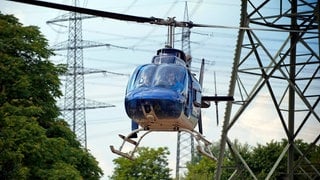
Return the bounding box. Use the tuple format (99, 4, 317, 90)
(227, 93, 320, 146)
(228, 93, 286, 145)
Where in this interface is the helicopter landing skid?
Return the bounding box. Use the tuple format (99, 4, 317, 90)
(110, 128, 151, 160)
(110, 128, 217, 161)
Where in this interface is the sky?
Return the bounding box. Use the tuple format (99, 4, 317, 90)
(1, 0, 319, 179)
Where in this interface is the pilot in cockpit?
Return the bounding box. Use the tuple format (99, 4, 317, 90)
(167, 70, 183, 92)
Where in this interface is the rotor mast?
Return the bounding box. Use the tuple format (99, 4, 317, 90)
(165, 17, 177, 48)
(167, 22, 175, 48)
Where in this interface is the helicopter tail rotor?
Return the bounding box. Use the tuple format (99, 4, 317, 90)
(200, 59, 234, 127)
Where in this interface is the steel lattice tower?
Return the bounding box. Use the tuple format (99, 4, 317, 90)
(64, 0, 87, 147)
(47, 0, 115, 148)
(175, 2, 195, 179)
(216, 0, 320, 179)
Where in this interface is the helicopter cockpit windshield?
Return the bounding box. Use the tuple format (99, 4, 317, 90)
(129, 64, 187, 93)
(153, 65, 185, 92)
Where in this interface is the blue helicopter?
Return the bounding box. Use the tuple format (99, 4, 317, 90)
(125, 48, 200, 133)
(8, 0, 234, 160)
(110, 46, 233, 160)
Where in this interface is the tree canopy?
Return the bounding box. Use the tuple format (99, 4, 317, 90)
(185, 139, 320, 179)
(0, 12, 103, 179)
(110, 147, 171, 180)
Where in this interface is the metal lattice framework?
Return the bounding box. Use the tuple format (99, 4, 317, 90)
(56, 0, 115, 148)
(216, 0, 320, 179)
(176, 2, 195, 179)
(63, 0, 87, 147)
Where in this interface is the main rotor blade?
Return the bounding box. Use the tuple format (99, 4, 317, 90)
(9, 0, 303, 32)
(8, 0, 163, 24)
(192, 22, 307, 33)
(9, 0, 198, 27)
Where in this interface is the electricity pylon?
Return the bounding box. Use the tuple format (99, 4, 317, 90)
(175, 2, 195, 179)
(47, 0, 115, 148)
(216, 0, 320, 179)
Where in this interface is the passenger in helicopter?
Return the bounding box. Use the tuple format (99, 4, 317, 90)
(136, 66, 154, 87)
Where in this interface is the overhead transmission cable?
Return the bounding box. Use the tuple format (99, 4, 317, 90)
(121, 0, 138, 13)
(132, 0, 179, 47)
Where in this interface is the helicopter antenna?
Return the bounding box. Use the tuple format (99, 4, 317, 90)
(214, 71, 219, 125)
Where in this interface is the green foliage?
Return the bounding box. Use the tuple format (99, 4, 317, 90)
(248, 140, 286, 178)
(184, 140, 251, 180)
(184, 139, 320, 179)
(246, 139, 320, 179)
(110, 147, 171, 180)
(0, 12, 103, 179)
(185, 156, 216, 180)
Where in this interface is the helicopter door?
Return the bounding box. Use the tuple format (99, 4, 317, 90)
(185, 72, 201, 119)
(193, 88, 202, 107)
(185, 73, 192, 117)
(191, 76, 201, 118)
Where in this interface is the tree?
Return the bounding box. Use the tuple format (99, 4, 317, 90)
(247, 140, 286, 178)
(110, 147, 171, 180)
(0, 12, 103, 179)
(248, 139, 320, 179)
(185, 156, 216, 180)
(185, 139, 320, 179)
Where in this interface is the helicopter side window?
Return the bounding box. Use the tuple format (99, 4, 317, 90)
(192, 77, 202, 107)
(194, 89, 202, 107)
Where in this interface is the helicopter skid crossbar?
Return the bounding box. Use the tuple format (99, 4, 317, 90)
(110, 145, 134, 160)
(110, 128, 217, 161)
(110, 128, 151, 160)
